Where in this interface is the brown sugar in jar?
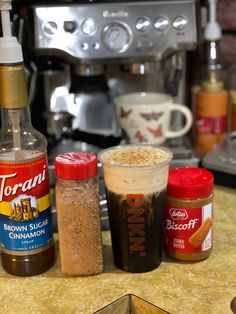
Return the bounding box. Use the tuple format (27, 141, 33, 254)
(55, 152, 103, 275)
(165, 167, 214, 262)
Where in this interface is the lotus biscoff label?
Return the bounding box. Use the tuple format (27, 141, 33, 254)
(0, 156, 53, 255)
(165, 204, 213, 253)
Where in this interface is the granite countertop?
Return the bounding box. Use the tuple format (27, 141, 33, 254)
(0, 185, 236, 314)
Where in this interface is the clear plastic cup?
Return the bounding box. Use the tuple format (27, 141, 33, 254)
(98, 145, 172, 273)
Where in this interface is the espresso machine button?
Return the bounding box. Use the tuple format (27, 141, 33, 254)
(154, 17, 169, 31)
(92, 42, 100, 50)
(103, 23, 132, 52)
(136, 39, 154, 50)
(64, 21, 78, 33)
(81, 42, 89, 50)
(81, 18, 97, 35)
(135, 17, 151, 32)
(43, 21, 58, 35)
(172, 16, 188, 30)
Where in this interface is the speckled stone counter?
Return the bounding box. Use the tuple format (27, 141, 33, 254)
(0, 185, 236, 314)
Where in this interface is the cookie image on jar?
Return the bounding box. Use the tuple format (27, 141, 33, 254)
(188, 217, 213, 248)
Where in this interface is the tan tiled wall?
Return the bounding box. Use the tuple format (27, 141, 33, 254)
(217, 0, 236, 66)
(218, 0, 236, 30)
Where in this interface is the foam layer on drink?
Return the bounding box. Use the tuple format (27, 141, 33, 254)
(99, 145, 172, 194)
(101, 145, 170, 166)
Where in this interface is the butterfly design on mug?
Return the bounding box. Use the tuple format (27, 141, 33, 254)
(135, 131, 148, 143)
(147, 125, 163, 138)
(140, 112, 163, 121)
(119, 107, 132, 118)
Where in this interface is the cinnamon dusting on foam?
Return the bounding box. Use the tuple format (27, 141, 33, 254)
(101, 146, 171, 166)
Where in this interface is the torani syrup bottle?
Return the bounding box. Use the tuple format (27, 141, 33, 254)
(0, 0, 55, 276)
(194, 74, 228, 156)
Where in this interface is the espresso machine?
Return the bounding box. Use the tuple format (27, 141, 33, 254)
(11, 0, 200, 166)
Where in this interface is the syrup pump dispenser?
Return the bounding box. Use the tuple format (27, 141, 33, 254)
(0, 0, 55, 276)
(193, 0, 229, 156)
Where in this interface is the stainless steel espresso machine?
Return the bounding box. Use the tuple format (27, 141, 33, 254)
(12, 0, 200, 165)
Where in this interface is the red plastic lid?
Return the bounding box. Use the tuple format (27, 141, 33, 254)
(167, 167, 214, 199)
(54, 152, 98, 180)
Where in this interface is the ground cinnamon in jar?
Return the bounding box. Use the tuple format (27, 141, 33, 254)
(55, 152, 103, 275)
(165, 167, 214, 262)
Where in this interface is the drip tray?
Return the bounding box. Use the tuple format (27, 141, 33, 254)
(202, 133, 236, 188)
(202, 133, 236, 175)
(165, 137, 199, 168)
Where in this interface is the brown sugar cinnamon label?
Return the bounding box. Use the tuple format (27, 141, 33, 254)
(0, 157, 52, 255)
(165, 204, 213, 253)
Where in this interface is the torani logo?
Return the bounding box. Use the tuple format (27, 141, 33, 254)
(0, 165, 46, 201)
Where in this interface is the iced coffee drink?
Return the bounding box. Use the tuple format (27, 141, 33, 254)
(98, 145, 172, 273)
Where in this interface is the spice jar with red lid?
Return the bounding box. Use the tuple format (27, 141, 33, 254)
(54, 152, 103, 275)
(165, 167, 214, 262)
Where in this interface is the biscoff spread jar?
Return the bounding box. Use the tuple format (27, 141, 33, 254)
(165, 167, 214, 261)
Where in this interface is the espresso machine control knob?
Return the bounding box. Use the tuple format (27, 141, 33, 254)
(172, 16, 188, 30)
(43, 21, 58, 35)
(154, 17, 169, 31)
(64, 21, 78, 33)
(103, 23, 132, 52)
(135, 17, 151, 32)
(81, 18, 97, 35)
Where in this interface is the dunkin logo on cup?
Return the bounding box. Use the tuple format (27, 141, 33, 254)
(169, 208, 188, 220)
(126, 194, 146, 255)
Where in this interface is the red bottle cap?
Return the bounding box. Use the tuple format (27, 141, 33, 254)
(54, 152, 98, 180)
(167, 167, 214, 199)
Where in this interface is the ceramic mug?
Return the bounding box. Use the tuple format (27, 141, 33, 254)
(114, 92, 193, 145)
